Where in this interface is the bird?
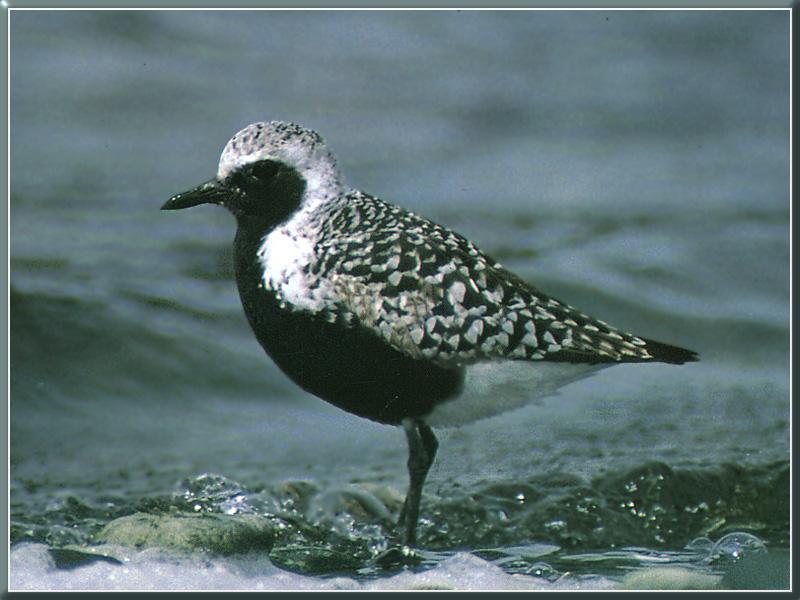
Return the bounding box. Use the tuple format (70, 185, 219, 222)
(162, 121, 698, 547)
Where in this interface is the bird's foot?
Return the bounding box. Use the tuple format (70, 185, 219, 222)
(373, 543, 422, 568)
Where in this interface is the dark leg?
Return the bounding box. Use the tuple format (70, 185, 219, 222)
(397, 419, 438, 546)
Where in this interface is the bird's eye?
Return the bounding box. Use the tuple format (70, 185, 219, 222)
(249, 160, 280, 182)
(223, 160, 284, 199)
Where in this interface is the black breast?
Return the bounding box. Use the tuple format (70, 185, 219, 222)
(232, 224, 464, 425)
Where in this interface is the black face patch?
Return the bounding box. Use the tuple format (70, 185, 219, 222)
(224, 159, 306, 226)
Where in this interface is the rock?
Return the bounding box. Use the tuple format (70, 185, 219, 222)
(621, 566, 722, 590)
(93, 512, 275, 555)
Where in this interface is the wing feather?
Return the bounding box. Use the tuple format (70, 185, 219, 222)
(313, 193, 696, 366)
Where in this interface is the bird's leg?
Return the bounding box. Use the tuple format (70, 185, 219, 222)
(396, 423, 418, 531)
(397, 419, 438, 546)
(419, 421, 439, 466)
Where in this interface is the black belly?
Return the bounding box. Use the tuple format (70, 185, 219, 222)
(233, 228, 464, 425)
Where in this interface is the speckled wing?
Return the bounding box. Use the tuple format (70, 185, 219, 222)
(313, 192, 691, 367)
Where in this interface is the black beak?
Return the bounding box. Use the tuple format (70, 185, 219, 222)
(162, 179, 228, 210)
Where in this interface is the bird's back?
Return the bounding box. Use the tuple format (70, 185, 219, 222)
(303, 191, 697, 369)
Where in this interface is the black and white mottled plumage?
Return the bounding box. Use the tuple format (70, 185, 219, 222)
(163, 120, 697, 546)
(302, 190, 660, 365)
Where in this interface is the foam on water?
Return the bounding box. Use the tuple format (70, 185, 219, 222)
(10, 543, 616, 591)
(13, 535, 783, 591)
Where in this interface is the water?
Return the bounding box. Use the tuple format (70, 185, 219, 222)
(9, 9, 789, 591)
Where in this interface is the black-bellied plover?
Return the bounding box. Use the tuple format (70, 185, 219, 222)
(162, 121, 697, 546)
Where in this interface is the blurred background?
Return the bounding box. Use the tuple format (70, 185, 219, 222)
(9, 9, 789, 589)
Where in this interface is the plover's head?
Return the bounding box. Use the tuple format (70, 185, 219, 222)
(162, 121, 342, 222)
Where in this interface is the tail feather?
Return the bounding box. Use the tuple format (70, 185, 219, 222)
(640, 337, 699, 365)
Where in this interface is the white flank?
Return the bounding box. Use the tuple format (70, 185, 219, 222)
(425, 361, 608, 428)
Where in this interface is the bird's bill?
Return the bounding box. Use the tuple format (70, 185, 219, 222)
(162, 179, 228, 210)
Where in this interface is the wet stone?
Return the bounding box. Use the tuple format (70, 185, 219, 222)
(92, 511, 275, 555)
